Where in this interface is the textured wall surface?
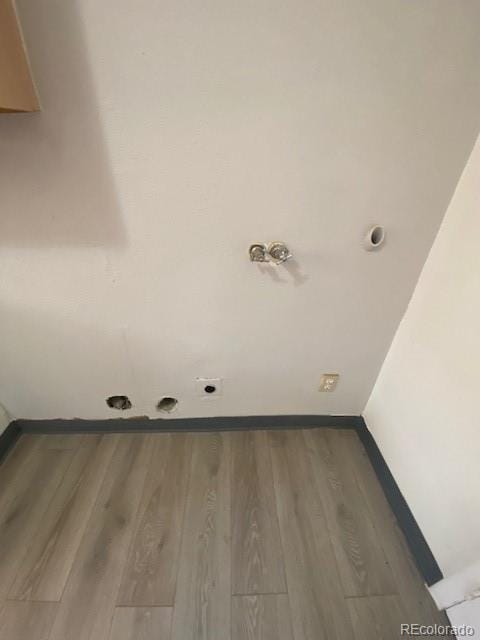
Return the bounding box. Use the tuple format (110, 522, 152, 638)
(365, 133, 480, 577)
(1, 0, 480, 420)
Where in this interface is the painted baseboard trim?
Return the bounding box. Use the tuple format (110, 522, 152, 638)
(356, 416, 443, 587)
(16, 414, 358, 433)
(0, 421, 22, 464)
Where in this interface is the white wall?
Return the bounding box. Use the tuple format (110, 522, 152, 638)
(1, 0, 480, 421)
(364, 133, 480, 578)
(0, 405, 10, 435)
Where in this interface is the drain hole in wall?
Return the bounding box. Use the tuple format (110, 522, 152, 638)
(370, 226, 385, 247)
(370, 226, 384, 245)
(204, 385, 216, 394)
(364, 225, 386, 251)
(106, 395, 132, 410)
(157, 397, 178, 413)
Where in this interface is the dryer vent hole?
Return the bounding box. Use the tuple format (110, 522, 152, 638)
(106, 395, 132, 410)
(157, 397, 178, 413)
(204, 385, 216, 394)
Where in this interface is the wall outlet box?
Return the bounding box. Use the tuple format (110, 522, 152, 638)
(195, 377, 223, 397)
(319, 373, 339, 392)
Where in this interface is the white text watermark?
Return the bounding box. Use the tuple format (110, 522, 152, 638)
(400, 623, 475, 636)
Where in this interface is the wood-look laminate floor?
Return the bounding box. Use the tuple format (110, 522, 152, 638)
(0, 429, 447, 640)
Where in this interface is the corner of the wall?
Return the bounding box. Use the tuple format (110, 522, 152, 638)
(357, 415, 443, 587)
(0, 403, 13, 436)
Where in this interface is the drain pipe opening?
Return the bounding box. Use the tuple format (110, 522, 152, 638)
(364, 225, 386, 251)
(157, 397, 178, 413)
(106, 395, 132, 410)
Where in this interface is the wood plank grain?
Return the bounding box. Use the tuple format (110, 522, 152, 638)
(10, 435, 117, 601)
(304, 429, 396, 597)
(343, 431, 449, 626)
(0, 447, 73, 600)
(0, 428, 451, 639)
(346, 595, 407, 640)
(171, 433, 231, 640)
(269, 430, 354, 640)
(232, 595, 294, 640)
(117, 433, 192, 605)
(232, 431, 286, 595)
(49, 434, 152, 640)
(108, 607, 172, 640)
(40, 434, 86, 449)
(0, 435, 43, 511)
(0, 601, 58, 640)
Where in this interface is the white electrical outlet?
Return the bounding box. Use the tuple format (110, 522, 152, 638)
(195, 377, 223, 398)
(319, 373, 339, 392)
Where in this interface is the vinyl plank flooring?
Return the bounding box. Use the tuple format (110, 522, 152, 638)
(0, 434, 38, 470)
(269, 430, 354, 640)
(40, 434, 86, 449)
(49, 434, 152, 640)
(304, 429, 396, 597)
(344, 431, 449, 626)
(346, 595, 407, 640)
(108, 607, 172, 640)
(0, 435, 43, 512)
(10, 434, 117, 601)
(170, 433, 231, 640)
(118, 433, 192, 606)
(0, 599, 58, 640)
(0, 428, 449, 639)
(232, 594, 294, 640)
(232, 431, 286, 595)
(0, 446, 73, 601)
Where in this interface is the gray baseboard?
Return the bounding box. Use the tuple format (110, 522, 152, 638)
(356, 417, 442, 586)
(16, 414, 359, 433)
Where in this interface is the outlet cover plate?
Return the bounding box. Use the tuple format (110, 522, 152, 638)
(319, 373, 339, 392)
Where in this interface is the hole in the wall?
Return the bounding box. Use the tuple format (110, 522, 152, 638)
(364, 225, 386, 251)
(370, 226, 385, 246)
(157, 397, 178, 413)
(204, 385, 216, 394)
(106, 395, 132, 410)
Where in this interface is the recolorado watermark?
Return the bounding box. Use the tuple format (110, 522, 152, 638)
(400, 623, 475, 636)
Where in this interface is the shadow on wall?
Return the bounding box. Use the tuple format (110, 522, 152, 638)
(258, 259, 309, 286)
(0, 0, 126, 248)
(0, 300, 134, 419)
